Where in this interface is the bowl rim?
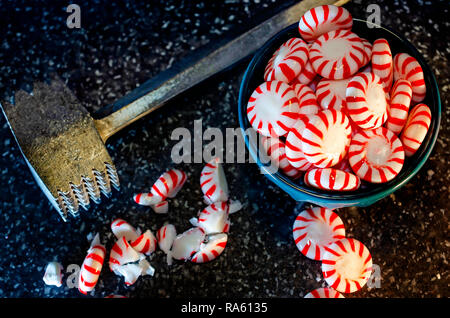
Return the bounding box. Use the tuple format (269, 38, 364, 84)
(238, 19, 442, 203)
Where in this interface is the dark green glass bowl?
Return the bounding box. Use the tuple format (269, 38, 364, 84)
(238, 19, 441, 209)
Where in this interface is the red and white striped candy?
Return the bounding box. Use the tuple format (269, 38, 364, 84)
(293, 83, 320, 115)
(309, 30, 365, 80)
(191, 233, 228, 264)
(43, 262, 63, 287)
(346, 72, 388, 129)
(109, 236, 141, 270)
(400, 103, 432, 157)
(151, 200, 169, 214)
(315, 78, 350, 111)
(247, 81, 300, 137)
(130, 229, 157, 255)
(385, 80, 413, 134)
(292, 207, 345, 260)
(371, 38, 393, 93)
(302, 109, 352, 168)
(360, 38, 372, 67)
(285, 116, 314, 171)
(322, 238, 373, 293)
(264, 38, 309, 83)
(150, 169, 187, 204)
(200, 157, 229, 204)
(291, 59, 316, 86)
(304, 168, 360, 191)
(196, 201, 229, 234)
(348, 127, 405, 183)
(133, 192, 154, 206)
(262, 136, 303, 179)
(393, 53, 426, 103)
(169, 227, 206, 261)
(111, 218, 140, 242)
(156, 223, 177, 254)
(113, 259, 155, 286)
(304, 288, 344, 298)
(298, 5, 353, 42)
(78, 234, 106, 295)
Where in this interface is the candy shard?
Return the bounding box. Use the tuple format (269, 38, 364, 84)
(151, 200, 169, 214)
(191, 233, 228, 264)
(229, 199, 243, 214)
(112, 259, 155, 286)
(109, 236, 141, 270)
(133, 192, 157, 206)
(170, 227, 206, 261)
(304, 288, 344, 298)
(150, 169, 187, 204)
(197, 201, 229, 234)
(321, 238, 373, 293)
(346, 72, 388, 130)
(293, 207, 346, 260)
(246, 81, 300, 137)
(309, 29, 364, 80)
(200, 158, 229, 204)
(304, 168, 360, 191)
(111, 218, 140, 242)
(264, 37, 309, 83)
(348, 127, 405, 183)
(78, 233, 106, 295)
(157, 223, 177, 254)
(130, 229, 157, 255)
(301, 109, 352, 168)
(43, 262, 63, 287)
(400, 103, 432, 157)
(298, 5, 353, 42)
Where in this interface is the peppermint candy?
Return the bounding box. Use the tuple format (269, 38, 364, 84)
(194, 201, 229, 234)
(262, 136, 303, 179)
(113, 259, 155, 286)
(385, 79, 413, 134)
(264, 38, 309, 83)
(346, 72, 388, 129)
(43, 262, 63, 287)
(156, 223, 177, 254)
(304, 168, 360, 191)
(304, 287, 344, 298)
(285, 116, 315, 171)
(298, 5, 353, 42)
(78, 234, 106, 295)
(169, 227, 206, 261)
(400, 103, 432, 157)
(111, 218, 140, 242)
(191, 233, 228, 264)
(200, 157, 229, 204)
(309, 29, 365, 80)
(130, 229, 158, 255)
(322, 238, 373, 293)
(291, 58, 317, 85)
(301, 109, 352, 168)
(393, 53, 426, 103)
(292, 207, 346, 260)
(348, 127, 405, 183)
(109, 236, 141, 270)
(247, 81, 300, 137)
(315, 78, 350, 111)
(371, 38, 393, 93)
(293, 83, 321, 115)
(150, 169, 187, 204)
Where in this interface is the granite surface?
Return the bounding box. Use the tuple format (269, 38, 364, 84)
(0, 0, 448, 298)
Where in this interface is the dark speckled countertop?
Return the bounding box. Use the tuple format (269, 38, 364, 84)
(0, 0, 448, 298)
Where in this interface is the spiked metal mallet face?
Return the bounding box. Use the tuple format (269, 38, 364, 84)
(0, 0, 349, 221)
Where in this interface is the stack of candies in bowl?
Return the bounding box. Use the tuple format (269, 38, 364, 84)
(246, 4, 431, 191)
